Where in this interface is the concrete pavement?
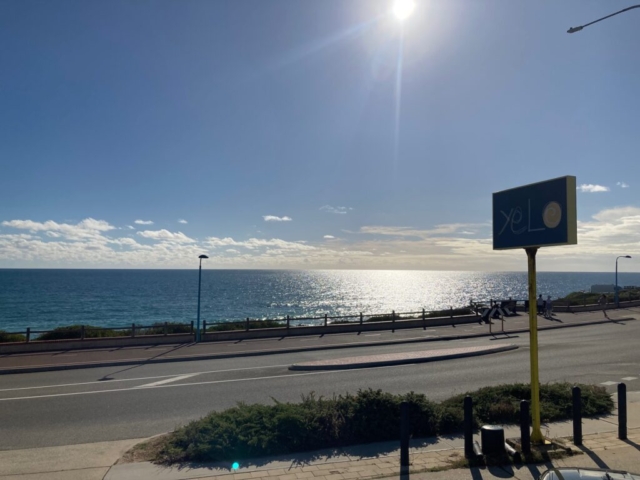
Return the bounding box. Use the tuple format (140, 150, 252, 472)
(3, 393, 638, 480)
(1, 307, 636, 375)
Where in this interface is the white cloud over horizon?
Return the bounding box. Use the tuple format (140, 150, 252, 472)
(134, 219, 154, 225)
(617, 182, 630, 189)
(178, 219, 188, 224)
(263, 215, 292, 222)
(0, 207, 638, 271)
(578, 184, 610, 193)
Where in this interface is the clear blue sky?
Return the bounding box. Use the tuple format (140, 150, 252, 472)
(1, 0, 638, 270)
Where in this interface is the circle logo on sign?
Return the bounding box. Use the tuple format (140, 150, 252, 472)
(543, 201, 562, 229)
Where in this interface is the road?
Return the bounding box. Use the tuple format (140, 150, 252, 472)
(0, 317, 638, 451)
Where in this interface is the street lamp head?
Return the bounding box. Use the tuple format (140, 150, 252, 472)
(199, 254, 209, 259)
(567, 26, 583, 33)
(625, 255, 632, 259)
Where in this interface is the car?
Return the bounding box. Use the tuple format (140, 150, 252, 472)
(540, 468, 640, 480)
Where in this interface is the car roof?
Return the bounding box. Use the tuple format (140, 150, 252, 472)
(542, 468, 640, 480)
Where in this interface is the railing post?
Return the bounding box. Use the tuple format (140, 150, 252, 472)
(131, 323, 136, 338)
(573, 386, 582, 446)
(190, 321, 194, 335)
(202, 321, 207, 336)
(324, 314, 328, 327)
(422, 308, 426, 330)
(464, 395, 473, 458)
(400, 401, 410, 469)
(26, 327, 30, 343)
(164, 322, 168, 336)
(246, 317, 250, 331)
(450, 306, 453, 318)
(360, 312, 363, 325)
(520, 400, 531, 454)
(81, 325, 85, 340)
(392, 310, 395, 323)
(619, 383, 627, 440)
(287, 315, 290, 330)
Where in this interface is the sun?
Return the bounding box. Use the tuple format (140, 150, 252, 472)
(393, 0, 416, 21)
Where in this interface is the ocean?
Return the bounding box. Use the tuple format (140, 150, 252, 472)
(1, 269, 639, 332)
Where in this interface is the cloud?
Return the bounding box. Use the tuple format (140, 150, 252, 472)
(1, 218, 116, 241)
(178, 219, 188, 224)
(324, 235, 336, 239)
(578, 184, 609, 193)
(617, 182, 630, 189)
(134, 219, 154, 225)
(137, 229, 195, 243)
(320, 205, 351, 215)
(127, 225, 135, 230)
(263, 215, 292, 222)
(2, 208, 638, 271)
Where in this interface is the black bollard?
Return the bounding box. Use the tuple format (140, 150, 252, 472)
(573, 386, 582, 446)
(520, 400, 531, 454)
(619, 383, 627, 440)
(400, 401, 409, 468)
(464, 396, 473, 458)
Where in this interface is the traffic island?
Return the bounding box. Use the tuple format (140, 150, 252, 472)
(289, 344, 519, 370)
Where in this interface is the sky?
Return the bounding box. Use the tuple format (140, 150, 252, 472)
(0, 0, 639, 271)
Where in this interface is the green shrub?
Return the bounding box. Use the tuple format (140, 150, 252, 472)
(38, 325, 128, 340)
(441, 382, 613, 423)
(206, 319, 284, 331)
(139, 322, 192, 335)
(0, 330, 27, 343)
(156, 383, 612, 465)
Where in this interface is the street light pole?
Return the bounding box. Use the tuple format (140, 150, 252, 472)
(196, 254, 209, 342)
(568, 5, 640, 33)
(615, 255, 632, 308)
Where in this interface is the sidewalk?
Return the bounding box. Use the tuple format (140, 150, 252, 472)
(1, 308, 637, 375)
(3, 393, 638, 480)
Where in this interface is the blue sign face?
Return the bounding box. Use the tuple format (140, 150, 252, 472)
(493, 176, 577, 250)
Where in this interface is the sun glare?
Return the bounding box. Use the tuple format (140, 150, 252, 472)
(393, 0, 416, 21)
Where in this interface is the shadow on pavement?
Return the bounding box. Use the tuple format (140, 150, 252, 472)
(623, 438, 640, 451)
(577, 445, 610, 469)
(526, 460, 553, 479)
(98, 342, 193, 380)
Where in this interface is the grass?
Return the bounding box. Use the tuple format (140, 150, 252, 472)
(152, 383, 612, 464)
(0, 330, 27, 343)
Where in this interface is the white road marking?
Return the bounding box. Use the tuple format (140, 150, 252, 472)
(622, 377, 638, 381)
(0, 364, 291, 393)
(601, 381, 617, 386)
(0, 364, 410, 402)
(138, 373, 199, 388)
(365, 334, 381, 337)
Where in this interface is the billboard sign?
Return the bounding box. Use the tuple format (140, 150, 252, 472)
(493, 176, 577, 250)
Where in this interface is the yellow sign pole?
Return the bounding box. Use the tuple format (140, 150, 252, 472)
(526, 247, 544, 443)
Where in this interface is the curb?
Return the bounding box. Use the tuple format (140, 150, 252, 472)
(0, 317, 634, 376)
(289, 344, 519, 370)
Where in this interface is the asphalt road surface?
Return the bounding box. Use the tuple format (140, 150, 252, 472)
(0, 318, 638, 451)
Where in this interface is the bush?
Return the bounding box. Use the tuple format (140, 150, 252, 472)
(38, 325, 128, 340)
(441, 383, 613, 424)
(140, 322, 192, 335)
(156, 383, 612, 464)
(206, 319, 284, 331)
(0, 330, 27, 343)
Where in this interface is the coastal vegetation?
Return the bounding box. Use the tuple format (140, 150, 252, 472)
(0, 330, 26, 342)
(148, 383, 612, 464)
(556, 288, 640, 306)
